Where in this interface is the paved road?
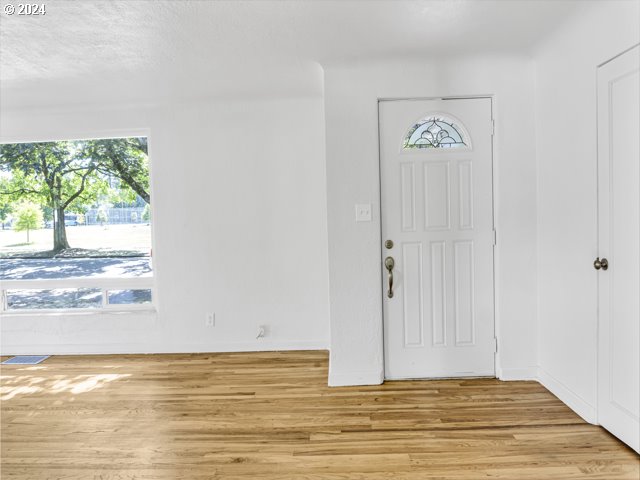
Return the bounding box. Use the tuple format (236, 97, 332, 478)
(0, 257, 152, 280)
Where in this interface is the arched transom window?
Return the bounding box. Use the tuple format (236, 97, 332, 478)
(403, 114, 470, 150)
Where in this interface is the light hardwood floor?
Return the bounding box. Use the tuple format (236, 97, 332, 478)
(1, 351, 638, 479)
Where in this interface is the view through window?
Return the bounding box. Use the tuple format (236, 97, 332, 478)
(0, 137, 153, 311)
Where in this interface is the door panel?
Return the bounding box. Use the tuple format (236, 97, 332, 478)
(424, 162, 450, 229)
(402, 242, 424, 347)
(597, 45, 640, 453)
(454, 240, 475, 346)
(380, 98, 495, 379)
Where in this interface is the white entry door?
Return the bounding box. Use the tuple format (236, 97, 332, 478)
(379, 98, 495, 379)
(596, 45, 640, 453)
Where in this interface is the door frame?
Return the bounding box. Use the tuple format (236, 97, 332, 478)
(376, 95, 499, 379)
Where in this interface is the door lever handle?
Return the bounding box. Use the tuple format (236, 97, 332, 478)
(385, 256, 395, 298)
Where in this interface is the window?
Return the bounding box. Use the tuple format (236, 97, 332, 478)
(403, 114, 470, 150)
(0, 136, 153, 312)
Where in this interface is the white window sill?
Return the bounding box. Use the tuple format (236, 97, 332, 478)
(0, 306, 157, 319)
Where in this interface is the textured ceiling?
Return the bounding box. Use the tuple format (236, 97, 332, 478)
(0, 0, 588, 108)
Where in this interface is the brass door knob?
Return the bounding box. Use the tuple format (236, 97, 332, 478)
(594, 257, 609, 271)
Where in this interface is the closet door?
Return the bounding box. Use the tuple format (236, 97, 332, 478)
(596, 45, 640, 453)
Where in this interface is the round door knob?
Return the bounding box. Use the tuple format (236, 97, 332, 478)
(594, 257, 609, 271)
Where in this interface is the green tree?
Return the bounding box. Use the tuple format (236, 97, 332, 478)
(142, 203, 151, 223)
(107, 177, 139, 208)
(42, 205, 53, 223)
(0, 141, 108, 251)
(14, 202, 43, 243)
(85, 138, 150, 204)
(0, 138, 149, 252)
(0, 178, 13, 229)
(0, 204, 12, 230)
(96, 207, 109, 226)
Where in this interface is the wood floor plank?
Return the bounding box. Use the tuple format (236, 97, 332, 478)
(1, 351, 638, 479)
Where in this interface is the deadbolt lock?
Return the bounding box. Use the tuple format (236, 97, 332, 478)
(594, 257, 609, 271)
(385, 240, 394, 249)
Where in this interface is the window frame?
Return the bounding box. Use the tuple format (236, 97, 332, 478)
(0, 129, 157, 315)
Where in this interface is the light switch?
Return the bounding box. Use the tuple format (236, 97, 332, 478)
(355, 203, 372, 222)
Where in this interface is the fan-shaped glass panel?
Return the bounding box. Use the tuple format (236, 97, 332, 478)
(403, 115, 469, 150)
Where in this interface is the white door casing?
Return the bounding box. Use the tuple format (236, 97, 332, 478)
(596, 45, 640, 453)
(379, 98, 495, 379)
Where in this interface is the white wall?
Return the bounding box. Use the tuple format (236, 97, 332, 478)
(535, 1, 640, 423)
(324, 56, 538, 386)
(0, 96, 331, 354)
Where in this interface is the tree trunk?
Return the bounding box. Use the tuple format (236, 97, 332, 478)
(110, 157, 150, 204)
(53, 207, 70, 251)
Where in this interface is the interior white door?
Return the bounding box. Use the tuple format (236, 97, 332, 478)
(596, 45, 640, 453)
(379, 98, 495, 379)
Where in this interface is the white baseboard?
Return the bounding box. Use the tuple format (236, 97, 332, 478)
(0, 340, 329, 356)
(328, 369, 384, 387)
(538, 368, 597, 424)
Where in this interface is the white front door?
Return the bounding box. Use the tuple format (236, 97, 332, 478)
(379, 98, 495, 379)
(596, 45, 640, 453)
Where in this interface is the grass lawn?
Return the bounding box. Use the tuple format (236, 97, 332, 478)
(0, 224, 152, 257)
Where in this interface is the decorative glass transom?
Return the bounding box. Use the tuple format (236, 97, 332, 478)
(403, 115, 469, 150)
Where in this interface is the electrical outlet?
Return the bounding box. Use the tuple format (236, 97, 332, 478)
(205, 313, 215, 327)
